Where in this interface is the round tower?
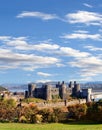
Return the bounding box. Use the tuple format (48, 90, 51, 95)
(76, 84, 80, 97)
(72, 82, 80, 97)
(87, 88, 92, 102)
(28, 83, 36, 97)
(61, 81, 66, 100)
(25, 91, 29, 98)
(56, 81, 61, 88)
(76, 84, 80, 92)
(69, 81, 73, 88)
(45, 84, 52, 100)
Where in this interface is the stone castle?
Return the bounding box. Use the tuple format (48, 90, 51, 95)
(25, 81, 83, 100)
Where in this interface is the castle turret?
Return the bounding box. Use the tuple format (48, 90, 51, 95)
(45, 84, 52, 100)
(56, 81, 61, 88)
(72, 81, 80, 97)
(25, 91, 29, 98)
(87, 88, 92, 102)
(28, 83, 36, 97)
(60, 81, 66, 100)
(82, 88, 92, 102)
(69, 81, 73, 88)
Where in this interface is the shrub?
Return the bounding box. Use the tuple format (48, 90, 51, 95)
(35, 114, 42, 123)
(19, 116, 27, 123)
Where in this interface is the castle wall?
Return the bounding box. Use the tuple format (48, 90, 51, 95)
(34, 88, 45, 99)
(51, 87, 59, 99)
(82, 88, 92, 102)
(26, 81, 82, 100)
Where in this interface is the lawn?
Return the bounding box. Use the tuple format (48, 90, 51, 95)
(0, 123, 102, 130)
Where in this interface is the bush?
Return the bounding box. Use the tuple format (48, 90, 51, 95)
(35, 114, 42, 123)
(3, 99, 16, 108)
(19, 116, 27, 123)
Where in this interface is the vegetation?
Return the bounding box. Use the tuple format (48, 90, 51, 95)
(23, 98, 45, 103)
(0, 98, 102, 124)
(0, 123, 102, 130)
(0, 86, 7, 91)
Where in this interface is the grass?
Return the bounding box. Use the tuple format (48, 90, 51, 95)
(0, 123, 102, 130)
(23, 98, 45, 103)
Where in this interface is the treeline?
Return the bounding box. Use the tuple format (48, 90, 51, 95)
(0, 99, 102, 123)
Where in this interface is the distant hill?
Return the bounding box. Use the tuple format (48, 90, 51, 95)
(81, 81, 102, 89)
(1, 84, 28, 92)
(0, 86, 8, 91)
(1, 81, 102, 92)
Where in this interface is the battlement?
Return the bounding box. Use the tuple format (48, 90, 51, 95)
(25, 81, 95, 102)
(25, 81, 72, 100)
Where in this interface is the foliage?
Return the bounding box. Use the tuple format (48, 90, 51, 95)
(98, 99, 102, 102)
(67, 104, 87, 120)
(3, 99, 16, 108)
(86, 102, 102, 123)
(52, 95, 60, 100)
(19, 116, 27, 123)
(23, 98, 45, 103)
(0, 86, 8, 91)
(0, 99, 102, 124)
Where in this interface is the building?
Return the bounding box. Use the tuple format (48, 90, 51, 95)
(25, 81, 73, 100)
(25, 81, 98, 102)
(81, 88, 92, 102)
(72, 81, 81, 98)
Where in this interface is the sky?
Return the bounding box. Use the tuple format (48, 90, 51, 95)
(0, 0, 102, 84)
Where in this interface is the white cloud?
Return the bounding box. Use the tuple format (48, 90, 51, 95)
(80, 77, 93, 81)
(0, 36, 60, 51)
(83, 3, 93, 8)
(7, 38, 27, 46)
(1, 35, 102, 80)
(74, 30, 89, 34)
(1, 35, 91, 59)
(16, 11, 58, 20)
(65, 10, 102, 25)
(85, 45, 102, 51)
(16, 10, 102, 26)
(0, 48, 60, 71)
(1, 36, 91, 60)
(56, 63, 66, 67)
(69, 56, 102, 68)
(36, 79, 52, 83)
(69, 56, 102, 78)
(61, 32, 102, 41)
(0, 36, 11, 41)
(58, 47, 90, 58)
(37, 72, 52, 77)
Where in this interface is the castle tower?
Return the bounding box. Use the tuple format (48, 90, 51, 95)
(87, 88, 92, 102)
(28, 83, 36, 97)
(60, 81, 66, 100)
(69, 81, 73, 88)
(76, 84, 80, 97)
(25, 91, 29, 98)
(56, 81, 61, 88)
(45, 84, 52, 100)
(72, 81, 80, 97)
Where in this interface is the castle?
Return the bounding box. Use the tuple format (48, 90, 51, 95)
(25, 81, 84, 100)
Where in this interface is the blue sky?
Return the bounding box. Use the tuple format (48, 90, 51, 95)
(0, 0, 102, 84)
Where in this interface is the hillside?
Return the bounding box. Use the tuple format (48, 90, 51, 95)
(0, 86, 8, 91)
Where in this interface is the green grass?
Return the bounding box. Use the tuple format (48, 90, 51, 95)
(0, 123, 102, 130)
(23, 98, 45, 103)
